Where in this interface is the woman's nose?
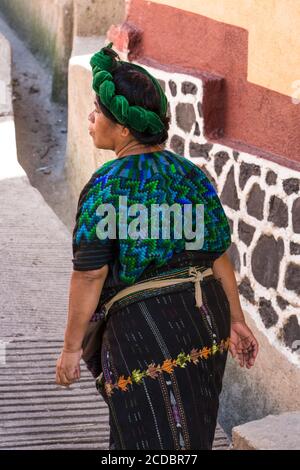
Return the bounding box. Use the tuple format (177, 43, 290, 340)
(88, 112, 94, 122)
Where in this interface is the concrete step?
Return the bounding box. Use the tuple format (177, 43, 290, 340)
(232, 411, 300, 450)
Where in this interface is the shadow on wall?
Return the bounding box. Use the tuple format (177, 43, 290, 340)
(218, 309, 300, 437)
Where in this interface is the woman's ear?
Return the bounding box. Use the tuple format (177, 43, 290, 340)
(120, 125, 130, 137)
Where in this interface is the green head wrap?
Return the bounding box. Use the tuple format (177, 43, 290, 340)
(90, 42, 168, 135)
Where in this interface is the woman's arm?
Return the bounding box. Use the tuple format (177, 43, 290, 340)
(212, 252, 259, 368)
(212, 251, 245, 323)
(56, 265, 109, 387)
(63, 264, 109, 352)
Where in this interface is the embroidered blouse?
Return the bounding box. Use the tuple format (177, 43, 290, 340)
(72, 149, 231, 288)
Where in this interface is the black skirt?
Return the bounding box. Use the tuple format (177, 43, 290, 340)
(95, 252, 231, 450)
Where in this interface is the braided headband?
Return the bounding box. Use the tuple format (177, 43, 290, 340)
(90, 42, 168, 135)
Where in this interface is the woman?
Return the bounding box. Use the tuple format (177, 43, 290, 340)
(56, 42, 259, 450)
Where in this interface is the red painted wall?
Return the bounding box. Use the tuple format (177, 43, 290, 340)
(109, 0, 300, 170)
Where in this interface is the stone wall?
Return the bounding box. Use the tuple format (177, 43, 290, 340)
(65, 44, 300, 431)
(150, 65, 300, 365)
(66, 43, 300, 366)
(136, 61, 300, 433)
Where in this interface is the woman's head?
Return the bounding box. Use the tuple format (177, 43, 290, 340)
(88, 45, 170, 152)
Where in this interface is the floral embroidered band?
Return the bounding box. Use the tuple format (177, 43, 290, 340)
(96, 336, 231, 398)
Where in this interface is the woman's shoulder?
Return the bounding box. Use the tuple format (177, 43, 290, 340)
(155, 150, 216, 183)
(91, 149, 211, 175)
(79, 149, 216, 205)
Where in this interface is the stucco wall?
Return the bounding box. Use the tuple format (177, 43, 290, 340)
(108, 0, 300, 167)
(0, 0, 73, 103)
(73, 0, 125, 37)
(150, 0, 300, 99)
(65, 35, 118, 199)
(0, 0, 125, 103)
(219, 309, 300, 436)
(0, 32, 27, 180)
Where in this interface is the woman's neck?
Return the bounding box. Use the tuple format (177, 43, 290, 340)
(115, 142, 164, 159)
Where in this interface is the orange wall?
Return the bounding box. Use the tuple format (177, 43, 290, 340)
(150, 0, 300, 100)
(109, 0, 300, 168)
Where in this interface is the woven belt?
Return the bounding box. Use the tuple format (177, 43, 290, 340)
(82, 264, 215, 375)
(101, 265, 214, 318)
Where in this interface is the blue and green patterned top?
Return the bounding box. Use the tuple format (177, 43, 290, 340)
(72, 149, 231, 285)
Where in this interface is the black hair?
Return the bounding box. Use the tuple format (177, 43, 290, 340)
(95, 50, 170, 145)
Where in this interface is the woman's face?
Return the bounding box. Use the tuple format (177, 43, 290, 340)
(88, 97, 119, 149)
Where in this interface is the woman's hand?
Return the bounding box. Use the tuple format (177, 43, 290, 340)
(55, 348, 82, 387)
(229, 321, 259, 369)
